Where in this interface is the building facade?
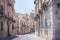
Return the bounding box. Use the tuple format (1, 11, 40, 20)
(15, 13, 30, 34)
(34, 0, 60, 40)
(0, 0, 16, 38)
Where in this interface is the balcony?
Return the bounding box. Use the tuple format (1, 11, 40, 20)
(41, 2, 47, 10)
(0, 13, 15, 22)
(8, 17, 15, 23)
(3, 14, 8, 19)
(0, 13, 8, 19)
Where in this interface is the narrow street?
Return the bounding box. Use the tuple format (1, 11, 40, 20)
(0, 34, 46, 40)
(1, 0, 60, 40)
(12, 34, 46, 40)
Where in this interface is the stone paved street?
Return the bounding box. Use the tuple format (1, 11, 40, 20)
(0, 34, 46, 40)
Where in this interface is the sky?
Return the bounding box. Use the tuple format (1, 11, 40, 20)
(14, 0, 34, 14)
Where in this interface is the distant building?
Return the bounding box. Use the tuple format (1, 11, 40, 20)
(15, 13, 30, 34)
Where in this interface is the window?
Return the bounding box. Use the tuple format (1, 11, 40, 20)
(7, 0, 12, 6)
(12, 24, 14, 30)
(1, 22, 3, 31)
(1, 5, 4, 13)
(58, 3, 60, 8)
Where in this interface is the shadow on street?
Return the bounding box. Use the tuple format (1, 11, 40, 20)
(0, 35, 18, 40)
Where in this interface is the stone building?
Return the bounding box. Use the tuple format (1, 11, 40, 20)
(34, 0, 60, 40)
(15, 13, 30, 34)
(0, 0, 16, 38)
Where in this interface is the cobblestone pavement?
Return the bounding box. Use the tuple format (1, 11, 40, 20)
(0, 34, 46, 40)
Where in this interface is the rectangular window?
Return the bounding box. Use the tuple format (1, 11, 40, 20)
(1, 22, 3, 31)
(58, 3, 60, 8)
(12, 24, 14, 30)
(1, 5, 5, 13)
